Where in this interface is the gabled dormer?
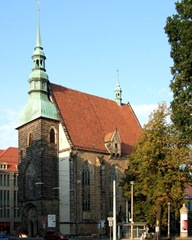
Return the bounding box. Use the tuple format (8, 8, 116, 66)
(104, 129, 122, 156)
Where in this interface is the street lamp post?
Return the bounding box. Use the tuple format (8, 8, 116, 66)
(168, 202, 171, 239)
(130, 181, 134, 240)
(113, 180, 116, 240)
(126, 199, 129, 223)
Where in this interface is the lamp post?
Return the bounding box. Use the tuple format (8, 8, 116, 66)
(113, 180, 116, 240)
(168, 202, 171, 239)
(126, 198, 129, 223)
(130, 181, 134, 240)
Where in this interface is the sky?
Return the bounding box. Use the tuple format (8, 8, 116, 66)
(0, 0, 176, 149)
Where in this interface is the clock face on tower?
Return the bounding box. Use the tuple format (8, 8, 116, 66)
(26, 163, 36, 198)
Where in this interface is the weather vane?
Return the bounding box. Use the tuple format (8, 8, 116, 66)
(36, 0, 40, 13)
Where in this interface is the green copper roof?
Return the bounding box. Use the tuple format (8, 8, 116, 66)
(18, 93, 58, 126)
(115, 79, 122, 106)
(29, 68, 48, 80)
(18, 11, 58, 128)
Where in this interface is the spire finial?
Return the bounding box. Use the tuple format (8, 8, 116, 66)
(35, 0, 42, 49)
(36, 0, 40, 14)
(36, 0, 40, 21)
(116, 69, 120, 85)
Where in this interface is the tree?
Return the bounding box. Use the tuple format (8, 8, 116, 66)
(164, 0, 192, 143)
(123, 103, 191, 235)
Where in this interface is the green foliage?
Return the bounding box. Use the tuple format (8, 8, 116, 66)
(123, 103, 191, 228)
(164, 0, 192, 143)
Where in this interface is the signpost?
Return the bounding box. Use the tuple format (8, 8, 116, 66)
(108, 217, 113, 240)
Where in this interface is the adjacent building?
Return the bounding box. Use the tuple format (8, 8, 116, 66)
(0, 147, 19, 234)
(16, 14, 142, 237)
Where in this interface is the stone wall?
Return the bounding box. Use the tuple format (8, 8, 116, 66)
(18, 118, 60, 236)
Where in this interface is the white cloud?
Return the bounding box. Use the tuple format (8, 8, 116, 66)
(145, 87, 172, 102)
(0, 108, 19, 149)
(132, 104, 158, 127)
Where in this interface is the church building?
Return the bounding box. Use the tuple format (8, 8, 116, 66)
(16, 13, 141, 237)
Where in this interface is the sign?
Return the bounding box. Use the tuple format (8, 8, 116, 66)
(100, 220, 105, 228)
(107, 217, 113, 227)
(48, 215, 56, 228)
(155, 226, 159, 233)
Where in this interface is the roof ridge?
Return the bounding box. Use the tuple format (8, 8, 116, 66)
(51, 82, 122, 103)
(126, 102, 142, 128)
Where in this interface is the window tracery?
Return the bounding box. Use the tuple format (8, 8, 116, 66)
(82, 162, 90, 211)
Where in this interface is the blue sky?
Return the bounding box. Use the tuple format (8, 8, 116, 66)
(0, 0, 176, 149)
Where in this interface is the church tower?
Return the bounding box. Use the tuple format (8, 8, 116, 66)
(17, 11, 59, 237)
(15, 2, 142, 237)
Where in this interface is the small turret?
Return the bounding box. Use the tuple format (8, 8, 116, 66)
(115, 70, 122, 106)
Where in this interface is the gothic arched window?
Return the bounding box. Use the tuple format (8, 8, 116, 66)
(26, 163, 35, 198)
(82, 163, 90, 211)
(50, 128, 55, 143)
(28, 133, 33, 146)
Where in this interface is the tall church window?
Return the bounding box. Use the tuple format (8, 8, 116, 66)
(99, 162, 106, 219)
(28, 133, 33, 146)
(82, 163, 90, 211)
(26, 163, 35, 198)
(50, 128, 55, 143)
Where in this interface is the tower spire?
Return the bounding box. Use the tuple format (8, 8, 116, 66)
(18, 1, 58, 127)
(115, 69, 122, 106)
(36, 5, 42, 49)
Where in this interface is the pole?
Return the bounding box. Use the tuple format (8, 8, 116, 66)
(110, 226, 112, 240)
(130, 181, 134, 240)
(168, 202, 171, 239)
(156, 220, 159, 240)
(113, 180, 116, 240)
(126, 199, 129, 223)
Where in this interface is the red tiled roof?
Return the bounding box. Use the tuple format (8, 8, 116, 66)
(0, 150, 4, 157)
(0, 147, 18, 172)
(51, 83, 141, 155)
